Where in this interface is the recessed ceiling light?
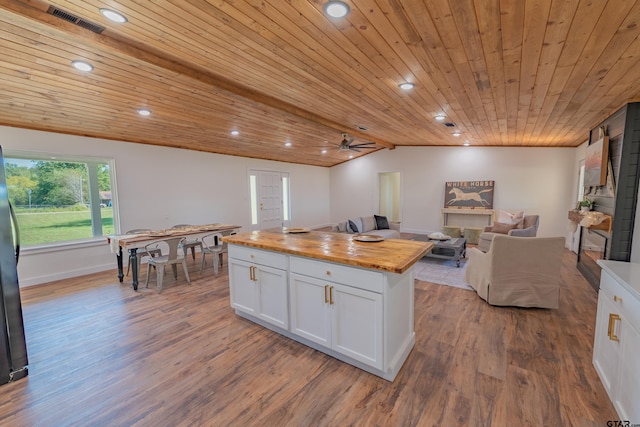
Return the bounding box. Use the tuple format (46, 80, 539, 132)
(321, 149, 328, 154)
(323, 1, 350, 18)
(99, 8, 128, 23)
(399, 82, 415, 90)
(463, 142, 470, 146)
(452, 131, 462, 137)
(71, 60, 93, 72)
(434, 114, 446, 121)
(348, 154, 354, 159)
(137, 108, 151, 116)
(230, 130, 240, 136)
(285, 142, 292, 147)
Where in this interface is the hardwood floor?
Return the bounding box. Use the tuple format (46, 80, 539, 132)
(0, 250, 617, 426)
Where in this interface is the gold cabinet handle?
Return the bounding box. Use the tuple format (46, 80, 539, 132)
(608, 313, 621, 342)
(614, 295, 623, 303)
(249, 265, 257, 281)
(324, 285, 329, 303)
(329, 286, 334, 305)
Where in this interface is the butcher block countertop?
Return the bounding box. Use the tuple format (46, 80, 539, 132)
(223, 229, 433, 274)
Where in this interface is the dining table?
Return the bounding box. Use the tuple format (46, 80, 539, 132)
(107, 223, 241, 290)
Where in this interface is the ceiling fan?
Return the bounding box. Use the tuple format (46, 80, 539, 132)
(329, 133, 377, 152)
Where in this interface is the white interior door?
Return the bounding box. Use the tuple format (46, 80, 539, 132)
(258, 171, 283, 230)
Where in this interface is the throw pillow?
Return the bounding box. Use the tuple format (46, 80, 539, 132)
(490, 221, 518, 234)
(497, 210, 525, 225)
(374, 214, 390, 230)
(337, 221, 348, 232)
(348, 218, 362, 233)
(361, 216, 377, 232)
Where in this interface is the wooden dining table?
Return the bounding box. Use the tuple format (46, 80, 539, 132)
(107, 224, 241, 290)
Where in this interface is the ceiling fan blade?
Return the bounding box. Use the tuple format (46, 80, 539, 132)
(350, 143, 376, 149)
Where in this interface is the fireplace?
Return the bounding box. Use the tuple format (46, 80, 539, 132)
(577, 228, 608, 291)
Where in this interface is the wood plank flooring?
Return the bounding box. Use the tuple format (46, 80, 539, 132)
(0, 250, 617, 426)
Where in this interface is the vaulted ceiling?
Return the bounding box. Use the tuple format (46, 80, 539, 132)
(1, 0, 640, 167)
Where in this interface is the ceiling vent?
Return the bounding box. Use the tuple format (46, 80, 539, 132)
(47, 5, 105, 34)
(443, 122, 456, 127)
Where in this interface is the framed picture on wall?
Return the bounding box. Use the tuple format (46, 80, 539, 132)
(584, 135, 609, 187)
(444, 181, 494, 209)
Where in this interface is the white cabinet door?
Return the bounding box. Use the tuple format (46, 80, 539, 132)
(331, 283, 383, 370)
(255, 265, 288, 329)
(289, 273, 330, 347)
(593, 292, 621, 398)
(616, 319, 640, 422)
(289, 273, 383, 369)
(229, 258, 257, 316)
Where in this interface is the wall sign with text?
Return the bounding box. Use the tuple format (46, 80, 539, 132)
(444, 181, 494, 209)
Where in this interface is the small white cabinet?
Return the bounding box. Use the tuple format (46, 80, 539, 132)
(228, 245, 288, 329)
(290, 272, 383, 369)
(593, 261, 640, 423)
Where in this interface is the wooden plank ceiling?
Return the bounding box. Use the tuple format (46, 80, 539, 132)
(1, 0, 640, 167)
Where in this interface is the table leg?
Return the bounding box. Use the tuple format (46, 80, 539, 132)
(129, 248, 139, 291)
(117, 247, 124, 282)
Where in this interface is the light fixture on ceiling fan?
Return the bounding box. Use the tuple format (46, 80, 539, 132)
(336, 133, 377, 152)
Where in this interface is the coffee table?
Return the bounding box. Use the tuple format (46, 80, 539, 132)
(410, 235, 466, 267)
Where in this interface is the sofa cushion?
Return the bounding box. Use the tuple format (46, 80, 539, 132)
(336, 221, 348, 232)
(374, 214, 390, 230)
(371, 229, 401, 239)
(490, 221, 519, 234)
(496, 210, 525, 227)
(348, 218, 362, 233)
(361, 216, 377, 232)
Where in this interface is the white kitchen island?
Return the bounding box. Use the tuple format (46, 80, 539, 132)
(223, 229, 432, 381)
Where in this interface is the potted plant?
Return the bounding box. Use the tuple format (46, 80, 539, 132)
(579, 198, 593, 212)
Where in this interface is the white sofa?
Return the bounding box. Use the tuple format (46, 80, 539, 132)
(332, 215, 401, 239)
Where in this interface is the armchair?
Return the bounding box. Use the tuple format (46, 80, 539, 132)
(464, 235, 565, 309)
(477, 214, 539, 252)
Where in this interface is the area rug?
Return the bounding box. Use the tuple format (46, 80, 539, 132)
(413, 257, 474, 291)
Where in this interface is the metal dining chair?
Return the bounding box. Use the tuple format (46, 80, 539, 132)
(125, 229, 162, 277)
(218, 230, 237, 268)
(200, 233, 224, 275)
(144, 237, 191, 293)
(171, 224, 203, 261)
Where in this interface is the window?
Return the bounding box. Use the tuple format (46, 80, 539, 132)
(4, 152, 115, 246)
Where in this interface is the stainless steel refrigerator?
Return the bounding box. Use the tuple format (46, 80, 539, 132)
(0, 146, 28, 385)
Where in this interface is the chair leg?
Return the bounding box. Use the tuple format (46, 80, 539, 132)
(156, 265, 165, 293)
(213, 252, 220, 276)
(182, 259, 191, 284)
(200, 251, 207, 272)
(145, 262, 152, 288)
(191, 246, 196, 261)
(171, 264, 178, 279)
(219, 253, 223, 268)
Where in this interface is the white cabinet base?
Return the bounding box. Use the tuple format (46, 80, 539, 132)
(229, 244, 416, 382)
(234, 309, 415, 381)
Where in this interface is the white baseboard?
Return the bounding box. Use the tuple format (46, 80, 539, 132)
(19, 263, 115, 287)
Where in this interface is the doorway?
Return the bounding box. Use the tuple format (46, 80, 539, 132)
(378, 172, 401, 221)
(249, 170, 290, 230)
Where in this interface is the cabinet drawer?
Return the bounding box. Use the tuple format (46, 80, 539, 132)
(290, 256, 383, 293)
(600, 270, 640, 328)
(229, 245, 288, 270)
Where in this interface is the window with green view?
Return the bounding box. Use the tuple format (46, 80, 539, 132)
(4, 155, 115, 246)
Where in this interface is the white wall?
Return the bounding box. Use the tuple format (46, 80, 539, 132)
(0, 126, 330, 286)
(330, 146, 577, 240)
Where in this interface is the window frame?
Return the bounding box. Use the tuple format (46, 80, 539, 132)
(4, 149, 120, 252)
